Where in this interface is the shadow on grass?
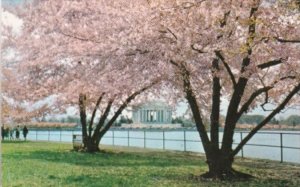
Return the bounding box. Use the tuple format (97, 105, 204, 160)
(1, 140, 28, 144)
(5, 148, 204, 168)
(3, 143, 299, 186)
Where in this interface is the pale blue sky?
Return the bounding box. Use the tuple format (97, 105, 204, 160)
(175, 101, 299, 119)
(2, 0, 25, 5)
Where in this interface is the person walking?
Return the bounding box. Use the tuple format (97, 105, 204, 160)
(1, 125, 4, 141)
(23, 126, 29, 141)
(16, 125, 20, 140)
(10, 127, 14, 140)
(5, 127, 9, 139)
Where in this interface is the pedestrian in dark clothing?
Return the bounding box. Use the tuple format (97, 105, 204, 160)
(1, 125, 4, 141)
(23, 126, 29, 141)
(16, 125, 20, 140)
(10, 128, 14, 140)
(5, 127, 9, 139)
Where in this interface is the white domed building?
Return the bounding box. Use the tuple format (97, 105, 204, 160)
(122, 101, 181, 128)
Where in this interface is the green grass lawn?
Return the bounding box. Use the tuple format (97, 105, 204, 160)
(1, 141, 300, 187)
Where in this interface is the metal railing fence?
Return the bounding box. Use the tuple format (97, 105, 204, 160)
(16, 128, 300, 163)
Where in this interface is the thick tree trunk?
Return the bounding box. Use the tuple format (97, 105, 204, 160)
(82, 136, 100, 153)
(205, 152, 234, 179)
(202, 151, 252, 180)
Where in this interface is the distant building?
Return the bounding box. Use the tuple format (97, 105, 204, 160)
(132, 101, 172, 124)
(122, 101, 181, 128)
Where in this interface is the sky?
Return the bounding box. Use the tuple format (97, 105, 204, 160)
(2, 0, 26, 6)
(1, 8, 23, 33)
(175, 101, 299, 119)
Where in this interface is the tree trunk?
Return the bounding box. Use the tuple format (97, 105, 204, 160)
(202, 149, 252, 180)
(82, 136, 100, 153)
(77, 82, 158, 153)
(205, 152, 234, 179)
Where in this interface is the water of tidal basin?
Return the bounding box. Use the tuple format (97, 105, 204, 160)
(26, 129, 300, 163)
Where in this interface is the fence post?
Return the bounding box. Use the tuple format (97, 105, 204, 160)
(112, 130, 114, 146)
(163, 130, 165, 150)
(144, 130, 146, 148)
(184, 130, 186, 152)
(71, 130, 74, 143)
(48, 128, 50, 141)
(128, 130, 130, 147)
(240, 132, 244, 158)
(60, 129, 62, 142)
(280, 133, 283, 163)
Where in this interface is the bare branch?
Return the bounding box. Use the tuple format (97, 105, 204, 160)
(191, 44, 206, 53)
(98, 80, 160, 139)
(220, 11, 231, 28)
(210, 58, 221, 150)
(125, 49, 150, 56)
(169, 59, 180, 67)
(237, 86, 273, 117)
(167, 28, 178, 40)
(174, 61, 211, 152)
(232, 83, 300, 156)
(222, 4, 260, 154)
(239, 75, 296, 115)
(275, 37, 300, 43)
(214, 50, 237, 86)
(181, 2, 195, 9)
(89, 92, 105, 136)
(260, 75, 297, 111)
(257, 58, 284, 69)
(57, 29, 102, 44)
(92, 98, 115, 140)
(79, 93, 88, 143)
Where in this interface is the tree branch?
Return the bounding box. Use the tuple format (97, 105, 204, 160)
(92, 98, 115, 141)
(167, 28, 178, 40)
(98, 80, 160, 139)
(174, 61, 211, 153)
(237, 86, 273, 118)
(257, 58, 284, 70)
(89, 92, 105, 137)
(191, 44, 206, 53)
(57, 30, 102, 44)
(210, 58, 221, 151)
(232, 83, 300, 156)
(125, 49, 150, 56)
(238, 75, 296, 117)
(275, 37, 300, 43)
(260, 75, 297, 111)
(214, 50, 237, 86)
(222, 4, 259, 154)
(220, 11, 231, 28)
(79, 93, 88, 144)
(169, 59, 180, 68)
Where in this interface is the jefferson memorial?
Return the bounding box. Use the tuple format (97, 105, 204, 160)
(122, 101, 181, 128)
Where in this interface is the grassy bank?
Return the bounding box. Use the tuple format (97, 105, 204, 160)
(2, 141, 300, 187)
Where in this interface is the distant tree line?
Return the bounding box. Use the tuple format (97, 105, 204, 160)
(113, 115, 133, 127)
(172, 114, 300, 127)
(238, 115, 300, 126)
(44, 116, 81, 124)
(44, 114, 300, 127)
(172, 117, 195, 127)
(43, 115, 133, 127)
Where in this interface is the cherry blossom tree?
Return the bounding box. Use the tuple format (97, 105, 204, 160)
(2, 0, 166, 152)
(147, 0, 300, 179)
(3, 0, 300, 180)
